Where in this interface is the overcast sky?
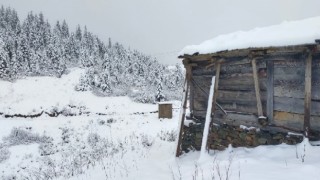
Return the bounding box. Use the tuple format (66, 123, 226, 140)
(1, 0, 320, 64)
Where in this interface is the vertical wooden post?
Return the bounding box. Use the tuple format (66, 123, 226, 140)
(304, 51, 312, 138)
(210, 62, 221, 116)
(190, 78, 194, 116)
(206, 61, 221, 150)
(176, 63, 191, 157)
(267, 60, 274, 123)
(252, 58, 263, 116)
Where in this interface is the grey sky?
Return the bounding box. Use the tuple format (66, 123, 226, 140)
(1, 0, 320, 64)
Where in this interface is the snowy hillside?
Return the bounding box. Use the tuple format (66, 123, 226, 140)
(180, 16, 320, 55)
(0, 68, 156, 115)
(0, 6, 184, 103)
(1, 68, 320, 180)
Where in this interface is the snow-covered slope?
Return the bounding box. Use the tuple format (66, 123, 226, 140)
(1, 69, 320, 180)
(0, 68, 156, 115)
(180, 16, 320, 55)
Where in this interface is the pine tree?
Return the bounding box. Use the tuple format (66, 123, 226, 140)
(75, 25, 82, 41)
(61, 20, 69, 39)
(156, 80, 165, 102)
(108, 37, 112, 48)
(0, 38, 9, 79)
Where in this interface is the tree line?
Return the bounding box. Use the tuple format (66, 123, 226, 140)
(0, 6, 184, 103)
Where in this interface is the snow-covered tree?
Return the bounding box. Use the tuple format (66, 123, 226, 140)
(156, 80, 165, 102)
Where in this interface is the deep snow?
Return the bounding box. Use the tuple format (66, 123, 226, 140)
(0, 69, 320, 180)
(180, 16, 320, 55)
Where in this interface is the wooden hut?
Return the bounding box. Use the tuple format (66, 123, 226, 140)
(175, 18, 320, 156)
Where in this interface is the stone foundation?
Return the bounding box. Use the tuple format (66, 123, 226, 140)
(182, 123, 304, 153)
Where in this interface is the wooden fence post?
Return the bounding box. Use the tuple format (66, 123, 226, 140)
(304, 51, 312, 138)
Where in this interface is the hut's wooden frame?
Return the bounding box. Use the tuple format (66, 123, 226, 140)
(176, 43, 320, 156)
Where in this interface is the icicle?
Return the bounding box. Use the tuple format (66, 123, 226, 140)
(199, 76, 215, 159)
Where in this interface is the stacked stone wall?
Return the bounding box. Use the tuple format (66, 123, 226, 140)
(182, 123, 304, 153)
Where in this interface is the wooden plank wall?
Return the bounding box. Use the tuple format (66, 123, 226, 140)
(190, 54, 320, 133)
(273, 57, 320, 131)
(191, 60, 267, 126)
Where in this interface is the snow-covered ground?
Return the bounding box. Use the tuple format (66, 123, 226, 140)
(1, 69, 320, 180)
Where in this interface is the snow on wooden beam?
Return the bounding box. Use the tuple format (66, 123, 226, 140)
(178, 43, 318, 62)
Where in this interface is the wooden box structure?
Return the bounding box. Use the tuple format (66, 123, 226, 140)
(176, 43, 320, 156)
(158, 102, 173, 119)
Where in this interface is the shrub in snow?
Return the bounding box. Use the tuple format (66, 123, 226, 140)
(39, 138, 56, 156)
(59, 127, 73, 144)
(3, 127, 51, 146)
(97, 119, 106, 125)
(61, 105, 81, 116)
(36, 157, 58, 179)
(0, 146, 10, 163)
(129, 90, 156, 104)
(87, 133, 101, 148)
(140, 134, 154, 147)
(47, 106, 61, 117)
(157, 130, 177, 142)
(107, 118, 116, 124)
(1, 175, 16, 180)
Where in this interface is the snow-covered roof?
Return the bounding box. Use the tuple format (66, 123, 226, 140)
(179, 16, 320, 56)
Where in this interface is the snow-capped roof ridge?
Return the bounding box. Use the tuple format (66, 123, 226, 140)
(179, 16, 320, 56)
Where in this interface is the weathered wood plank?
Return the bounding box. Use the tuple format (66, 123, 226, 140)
(193, 110, 207, 118)
(273, 111, 304, 131)
(274, 96, 320, 116)
(274, 69, 305, 83)
(213, 111, 261, 127)
(207, 62, 221, 150)
(304, 52, 312, 137)
(217, 101, 267, 115)
(190, 79, 194, 115)
(267, 60, 274, 122)
(273, 111, 320, 131)
(217, 90, 267, 103)
(252, 58, 264, 117)
(219, 76, 267, 91)
(274, 85, 320, 100)
(176, 64, 191, 157)
(210, 63, 221, 116)
(220, 62, 266, 75)
(274, 111, 320, 132)
(179, 43, 316, 60)
(189, 67, 194, 115)
(195, 89, 268, 114)
(176, 78, 189, 157)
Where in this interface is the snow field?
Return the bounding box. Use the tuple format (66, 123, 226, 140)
(0, 69, 320, 180)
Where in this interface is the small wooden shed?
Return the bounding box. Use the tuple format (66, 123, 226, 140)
(176, 43, 320, 156)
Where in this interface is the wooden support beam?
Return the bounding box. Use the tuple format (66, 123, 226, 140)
(252, 58, 267, 125)
(176, 65, 191, 157)
(206, 62, 221, 150)
(210, 62, 221, 117)
(267, 60, 274, 123)
(252, 58, 263, 116)
(304, 51, 312, 137)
